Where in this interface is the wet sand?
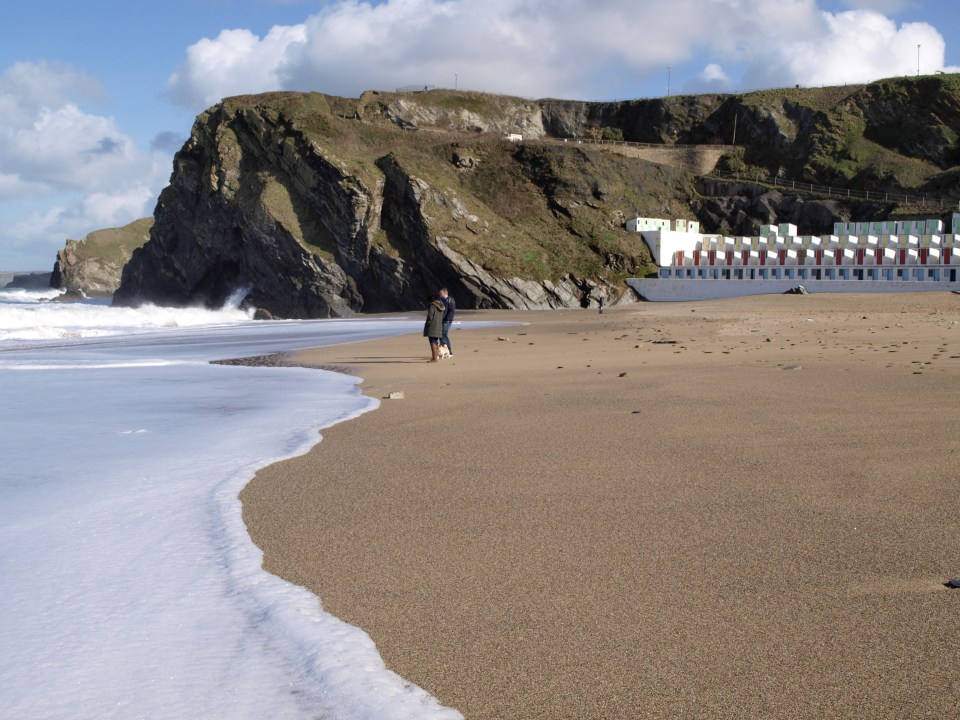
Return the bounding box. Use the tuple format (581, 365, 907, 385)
(241, 293, 960, 719)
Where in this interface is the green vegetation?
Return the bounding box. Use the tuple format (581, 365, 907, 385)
(739, 84, 863, 113)
(383, 140, 680, 282)
(420, 90, 503, 113)
(222, 91, 332, 121)
(715, 147, 769, 180)
(216, 91, 674, 283)
(70, 217, 153, 265)
(257, 172, 337, 261)
(204, 76, 960, 284)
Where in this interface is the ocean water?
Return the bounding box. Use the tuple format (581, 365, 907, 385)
(0, 289, 467, 720)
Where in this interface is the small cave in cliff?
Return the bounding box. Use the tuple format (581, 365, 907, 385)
(193, 261, 246, 309)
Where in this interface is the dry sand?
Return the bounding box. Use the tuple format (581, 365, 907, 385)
(241, 293, 960, 719)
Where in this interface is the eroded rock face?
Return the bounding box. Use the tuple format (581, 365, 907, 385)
(114, 96, 627, 317)
(694, 179, 888, 236)
(1, 271, 51, 290)
(115, 99, 384, 317)
(51, 241, 119, 297)
(51, 218, 152, 297)
(113, 79, 959, 317)
(361, 91, 547, 138)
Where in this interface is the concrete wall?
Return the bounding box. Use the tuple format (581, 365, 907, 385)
(627, 276, 960, 302)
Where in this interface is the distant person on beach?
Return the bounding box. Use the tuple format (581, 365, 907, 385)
(424, 294, 445, 362)
(598, 293, 605, 314)
(439, 287, 456, 356)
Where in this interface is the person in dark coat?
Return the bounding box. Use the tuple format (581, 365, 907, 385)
(423, 294, 445, 362)
(439, 287, 456, 355)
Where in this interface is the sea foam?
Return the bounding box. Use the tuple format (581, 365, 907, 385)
(0, 293, 466, 720)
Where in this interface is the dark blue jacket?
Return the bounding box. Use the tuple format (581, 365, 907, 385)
(442, 295, 456, 322)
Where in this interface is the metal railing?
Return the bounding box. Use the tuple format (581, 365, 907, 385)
(553, 137, 736, 151)
(567, 139, 948, 209)
(705, 168, 947, 208)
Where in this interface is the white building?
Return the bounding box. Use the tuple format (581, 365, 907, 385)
(625, 217, 701, 265)
(626, 213, 960, 301)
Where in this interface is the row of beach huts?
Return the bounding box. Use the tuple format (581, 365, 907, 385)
(625, 213, 960, 301)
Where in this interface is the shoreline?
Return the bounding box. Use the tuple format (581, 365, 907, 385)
(241, 295, 960, 719)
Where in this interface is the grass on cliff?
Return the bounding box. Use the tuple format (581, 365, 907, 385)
(221, 81, 960, 283)
(807, 110, 943, 191)
(255, 172, 338, 261)
(806, 75, 960, 190)
(386, 139, 690, 281)
(361, 88, 539, 118)
(235, 93, 672, 282)
(70, 217, 153, 265)
(740, 84, 864, 113)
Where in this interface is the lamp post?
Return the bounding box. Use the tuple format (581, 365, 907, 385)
(917, 45, 921, 76)
(455, 73, 459, 90)
(667, 66, 671, 97)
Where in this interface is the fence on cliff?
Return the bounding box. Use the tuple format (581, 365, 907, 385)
(558, 138, 954, 211)
(705, 168, 953, 210)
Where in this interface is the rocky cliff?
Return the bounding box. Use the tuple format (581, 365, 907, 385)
(540, 74, 960, 193)
(51, 218, 152, 297)
(2, 271, 51, 290)
(115, 92, 697, 316)
(114, 77, 960, 316)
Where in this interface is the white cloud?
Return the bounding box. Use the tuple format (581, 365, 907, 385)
(165, 25, 307, 109)
(738, 10, 957, 88)
(77, 185, 158, 231)
(0, 173, 48, 200)
(841, 0, 912, 12)
(4, 181, 159, 268)
(151, 131, 187, 154)
(0, 61, 171, 268)
(163, 0, 958, 107)
(166, 0, 724, 105)
(685, 63, 734, 94)
(0, 62, 160, 195)
(0, 61, 105, 126)
(4, 104, 140, 191)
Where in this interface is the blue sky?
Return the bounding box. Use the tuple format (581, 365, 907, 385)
(2, 0, 959, 270)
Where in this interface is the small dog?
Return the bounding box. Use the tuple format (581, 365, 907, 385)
(438, 343, 451, 359)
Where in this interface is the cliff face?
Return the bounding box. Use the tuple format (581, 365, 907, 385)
(2, 271, 51, 290)
(115, 93, 693, 316)
(51, 218, 152, 297)
(116, 97, 370, 316)
(541, 76, 960, 193)
(358, 90, 547, 138)
(113, 78, 960, 316)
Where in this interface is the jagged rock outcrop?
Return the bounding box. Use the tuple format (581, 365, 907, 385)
(434, 237, 598, 309)
(51, 218, 152, 297)
(541, 95, 725, 145)
(1, 271, 51, 290)
(114, 93, 681, 317)
(693, 179, 890, 236)
(853, 78, 960, 169)
(115, 99, 367, 317)
(539, 75, 960, 194)
(360, 90, 547, 138)
(111, 78, 960, 316)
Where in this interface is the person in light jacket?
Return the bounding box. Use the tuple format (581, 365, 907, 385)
(423, 294, 445, 362)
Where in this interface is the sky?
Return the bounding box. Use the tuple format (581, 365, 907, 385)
(2, 0, 959, 270)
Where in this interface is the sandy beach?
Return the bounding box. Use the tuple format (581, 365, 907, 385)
(241, 293, 960, 719)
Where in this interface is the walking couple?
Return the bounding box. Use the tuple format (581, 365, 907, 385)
(424, 287, 455, 362)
